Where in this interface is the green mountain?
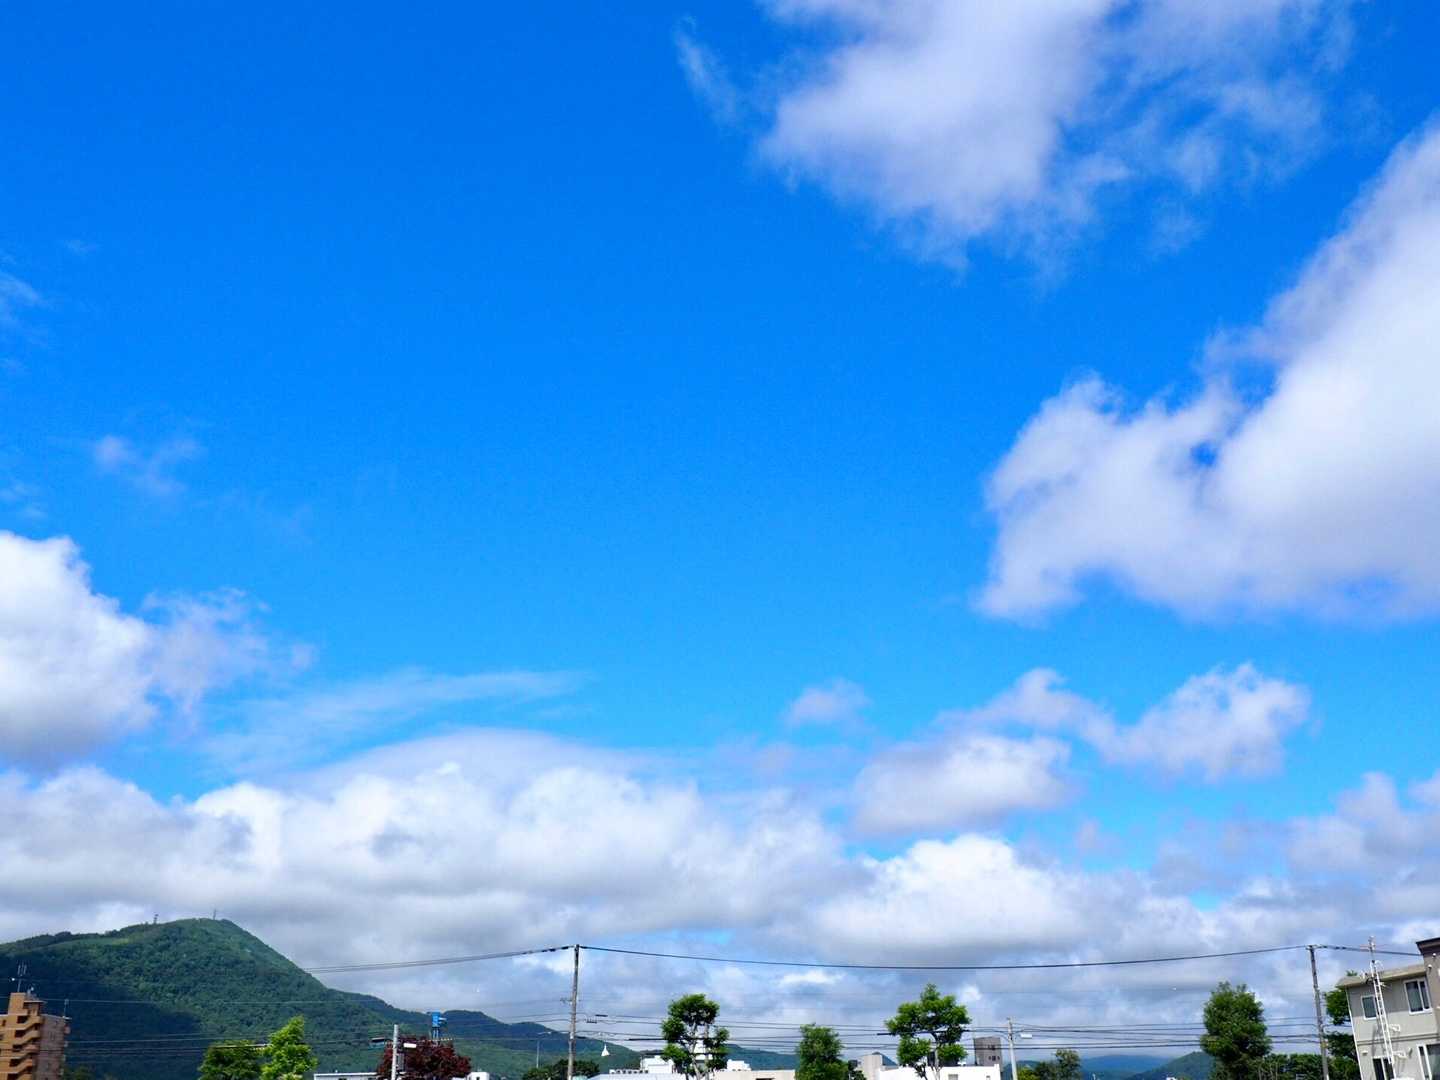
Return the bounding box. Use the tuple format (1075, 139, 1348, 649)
(0, 919, 635, 1080)
(1083, 1058, 1168, 1074)
(1124, 1052, 1214, 1080)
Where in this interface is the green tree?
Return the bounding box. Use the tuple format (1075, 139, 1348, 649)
(200, 1041, 262, 1080)
(1201, 983, 1273, 1080)
(1260, 1055, 1323, 1080)
(1030, 1050, 1081, 1080)
(260, 1017, 318, 1080)
(1324, 976, 1361, 1080)
(522, 1062, 601, 1080)
(796, 1025, 855, 1080)
(886, 984, 970, 1078)
(661, 994, 730, 1080)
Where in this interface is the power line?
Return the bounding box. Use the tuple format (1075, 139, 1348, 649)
(579, 943, 1306, 972)
(280, 938, 1427, 977)
(304, 945, 568, 973)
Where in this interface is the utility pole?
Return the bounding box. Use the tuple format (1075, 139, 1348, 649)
(1006, 1020, 1019, 1080)
(391, 1024, 400, 1080)
(1310, 945, 1331, 1080)
(567, 945, 580, 1080)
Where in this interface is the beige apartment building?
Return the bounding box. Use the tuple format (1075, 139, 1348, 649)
(0, 992, 69, 1080)
(1339, 938, 1440, 1080)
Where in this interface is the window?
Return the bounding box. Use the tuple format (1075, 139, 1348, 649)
(1426, 1046, 1440, 1080)
(1408, 979, 1432, 1013)
(1363, 995, 1378, 1019)
(1372, 1058, 1394, 1080)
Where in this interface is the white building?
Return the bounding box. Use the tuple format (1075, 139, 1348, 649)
(602, 1051, 1001, 1080)
(1339, 937, 1440, 1080)
(853, 1053, 1001, 1080)
(605, 1057, 792, 1080)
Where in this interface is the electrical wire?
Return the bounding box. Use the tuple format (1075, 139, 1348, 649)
(579, 944, 1306, 972)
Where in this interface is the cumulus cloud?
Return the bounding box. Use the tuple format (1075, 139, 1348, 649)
(1290, 771, 1440, 876)
(948, 667, 1109, 733)
(1090, 664, 1310, 780)
(0, 532, 279, 765)
(982, 120, 1440, 618)
(784, 677, 870, 728)
(943, 665, 1311, 785)
(854, 731, 1071, 834)
(0, 742, 1375, 1030)
(703, 0, 1350, 261)
(94, 434, 204, 497)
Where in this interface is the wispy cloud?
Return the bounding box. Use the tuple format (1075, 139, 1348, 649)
(205, 667, 587, 775)
(675, 21, 742, 126)
(0, 272, 42, 329)
(0, 478, 45, 522)
(93, 434, 204, 497)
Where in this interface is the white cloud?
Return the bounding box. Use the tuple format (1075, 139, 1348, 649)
(0, 272, 41, 328)
(719, 0, 1348, 261)
(0, 532, 278, 765)
(982, 120, 1440, 618)
(846, 664, 1308, 836)
(1290, 771, 1440, 876)
(946, 665, 1311, 783)
(94, 434, 204, 497)
(206, 667, 584, 775)
(0, 732, 1428, 1040)
(784, 677, 870, 728)
(676, 23, 741, 126)
(1090, 664, 1310, 781)
(949, 667, 1109, 734)
(854, 731, 1072, 834)
(0, 477, 45, 522)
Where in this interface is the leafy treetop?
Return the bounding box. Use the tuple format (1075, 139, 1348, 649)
(1200, 983, 1273, 1080)
(661, 994, 730, 1080)
(1025, 1050, 1082, 1080)
(199, 1041, 262, 1080)
(886, 984, 970, 1079)
(260, 1017, 318, 1080)
(794, 1025, 862, 1080)
(1324, 975, 1360, 1080)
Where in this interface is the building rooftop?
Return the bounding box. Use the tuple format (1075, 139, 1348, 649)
(1337, 963, 1426, 988)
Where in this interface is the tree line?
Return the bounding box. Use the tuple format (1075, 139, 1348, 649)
(179, 973, 1367, 1080)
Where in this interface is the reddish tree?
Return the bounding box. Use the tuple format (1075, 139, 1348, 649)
(374, 1037, 473, 1080)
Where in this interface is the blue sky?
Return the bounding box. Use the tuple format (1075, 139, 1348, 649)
(3, 0, 1440, 1044)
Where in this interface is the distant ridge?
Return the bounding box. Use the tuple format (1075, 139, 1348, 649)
(1122, 1052, 1215, 1080)
(0, 919, 632, 1080)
